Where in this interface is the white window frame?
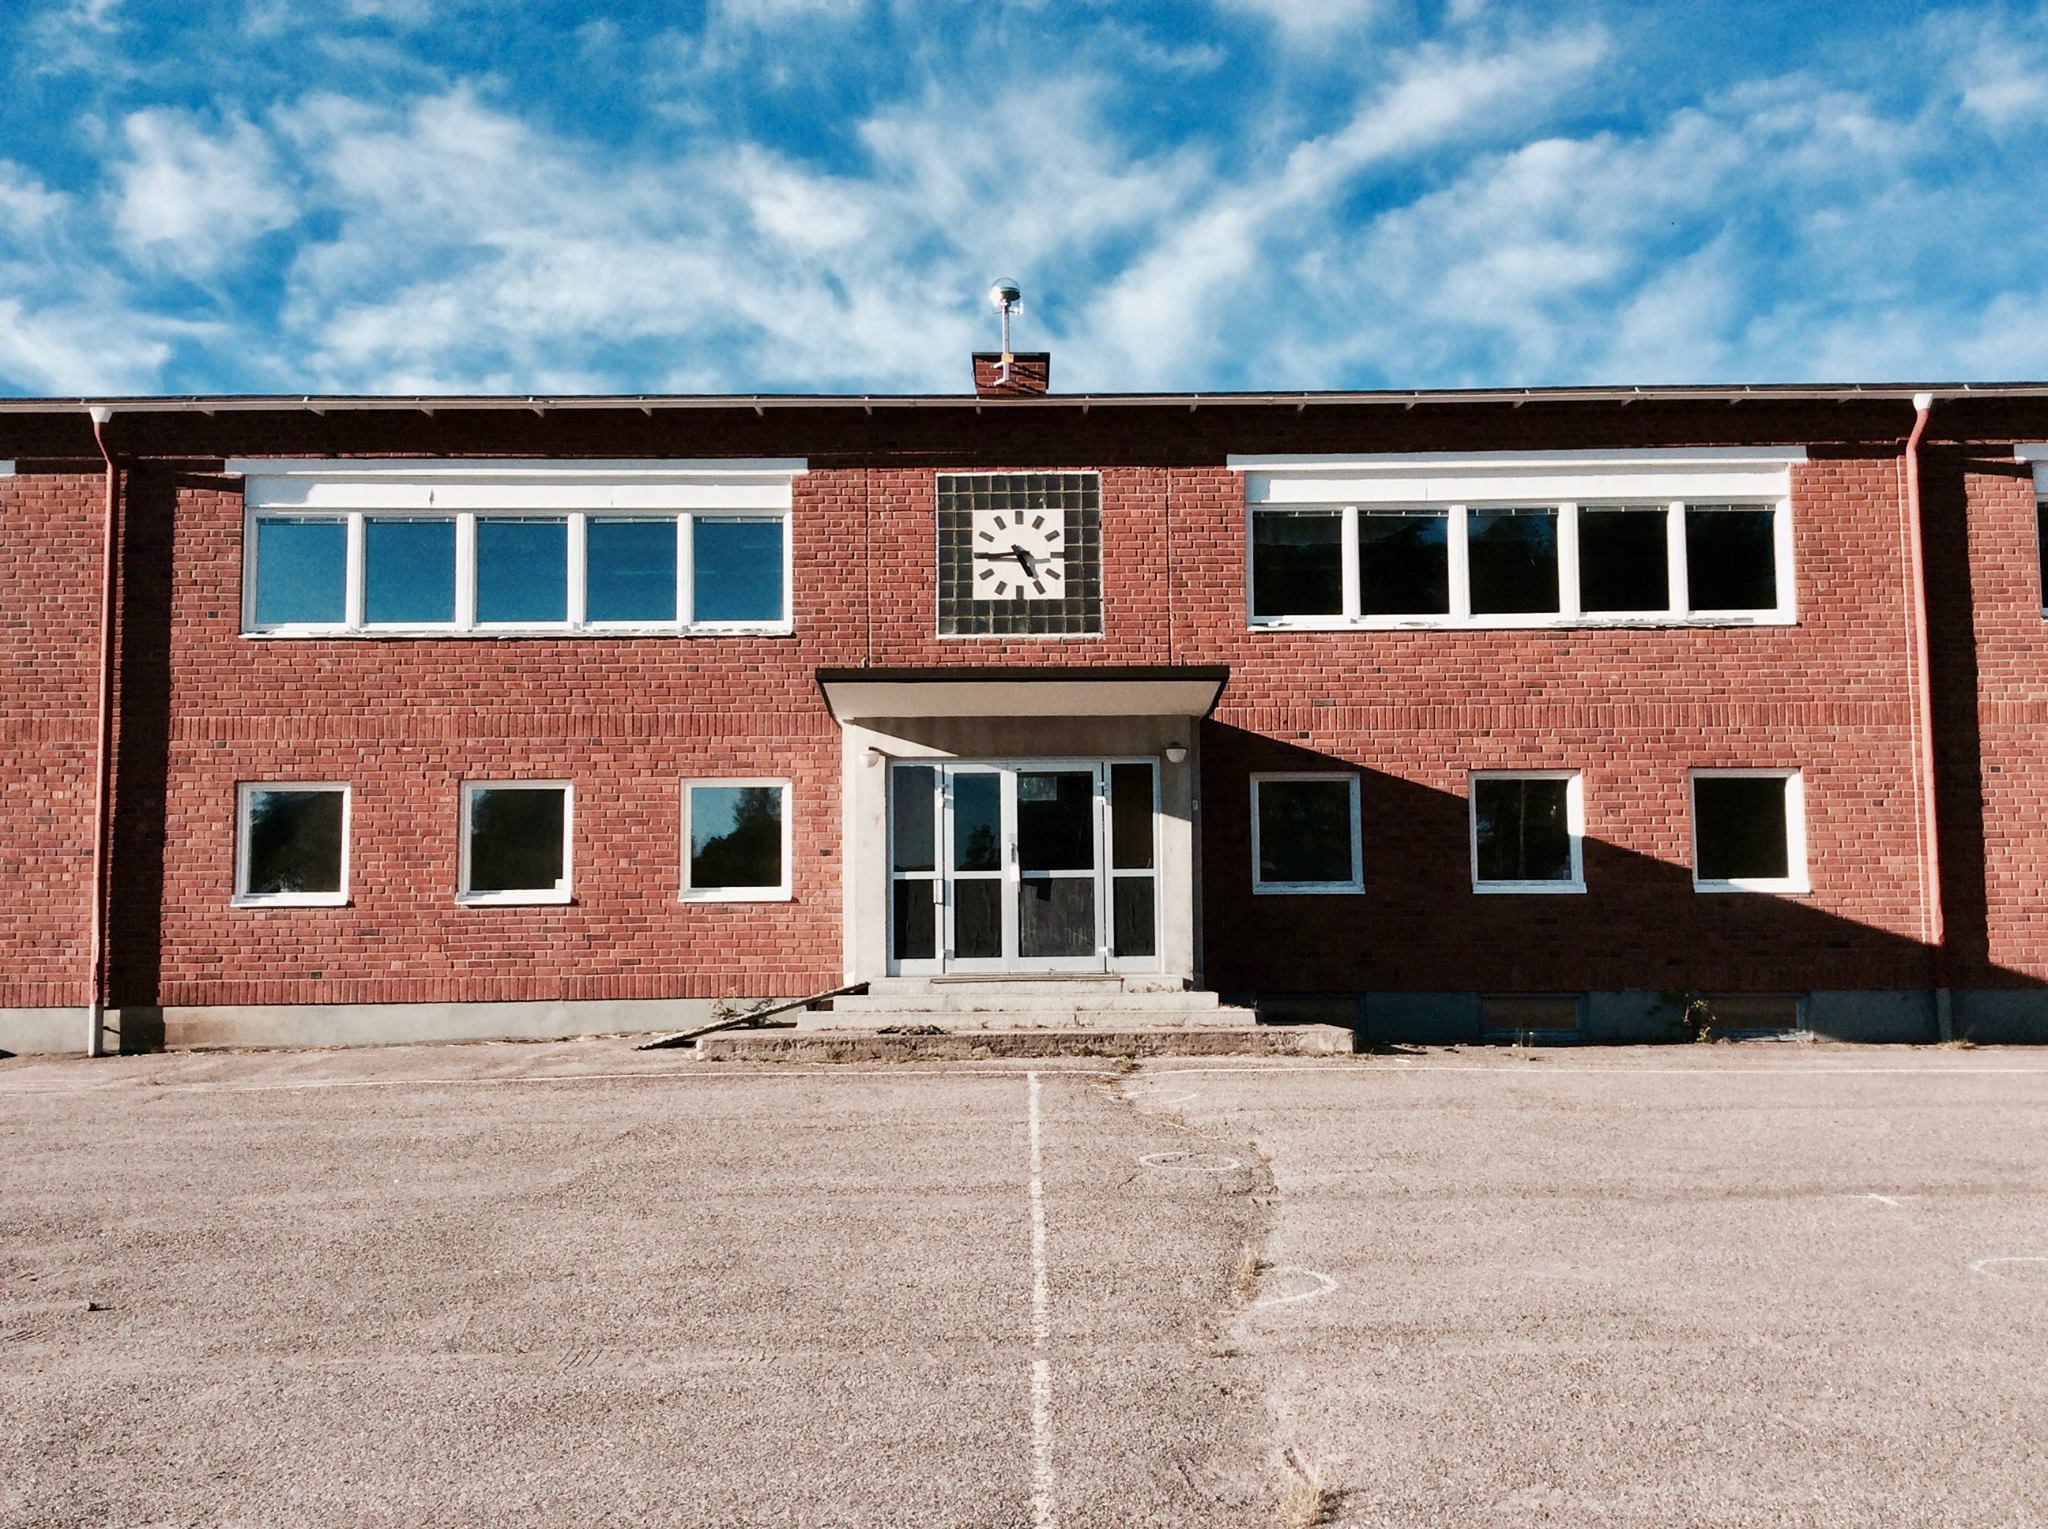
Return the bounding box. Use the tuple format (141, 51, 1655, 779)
(1468, 770, 1585, 895)
(1249, 772, 1364, 895)
(2016, 447, 2048, 617)
(681, 777, 794, 903)
(458, 780, 573, 906)
(1232, 449, 1802, 632)
(233, 458, 803, 639)
(1690, 768, 1808, 895)
(233, 782, 350, 908)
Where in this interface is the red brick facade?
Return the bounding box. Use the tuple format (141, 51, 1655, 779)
(0, 389, 2042, 1039)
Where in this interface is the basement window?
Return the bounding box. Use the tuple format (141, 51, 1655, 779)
(1470, 772, 1583, 892)
(1480, 995, 1583, 1035)
(460, 782, 571, 905)
(235, 783, 348, 906)
(1692, 770, 1806, 893)
(682, 779, 792, 901)
(1250, 773, 1363, 894)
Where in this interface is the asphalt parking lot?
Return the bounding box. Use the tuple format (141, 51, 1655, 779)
(3, 1042, 2045, 1527)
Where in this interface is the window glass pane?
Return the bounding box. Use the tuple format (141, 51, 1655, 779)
(244, 789, 343, 895)
(2038, 502, 2047, 610)
(588, 518, 678, 623)
(1468, 507, 1560, 615)
(1694, 776, 1790, 882)
(953, 774, 1001, 873)
(1019, 876, 1096, 958)
(953, 879, 1002, 959)
(1473, 777, 1574, 883)
(1110, 762, 1154, 870)
(1112, 877, 1157, 959)
(1685, 505, 1778, 611)
(364, 517, 456, 625)
(1251, 511, 1343, 618)
(892, 880, 936, 961)
(1360, 511, 1449, 616)
(688, 784, 784, 890)
(891, 765, 937, 873)
(475, 517, 567, 624)
(466, 787, 566, 894)
(1579, 507, 1669, 613)
(1018, 771, 1094, 873)
(693, 518, 784, 623)
(253, 518, 347, 627)
(1257, 779, 1355, 885)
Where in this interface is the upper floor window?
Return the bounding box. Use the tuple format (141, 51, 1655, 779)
(233, 458, 803, 638)
(1231, 449, 1802, 630)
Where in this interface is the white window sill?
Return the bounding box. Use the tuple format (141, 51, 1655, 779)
(1692, 879, 1811, 895)
(1472, 881, 1586, 895)
(457, 890, 574, 906)
(1249, 613, 1795, 632)
(680, 888, 794, 903)
(1252, 882, 1365, 896)
(244, 624, 793, 640)
(232, 893, 349, 908)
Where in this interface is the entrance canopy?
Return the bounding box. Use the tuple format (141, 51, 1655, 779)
(816, 665, 1228, 721)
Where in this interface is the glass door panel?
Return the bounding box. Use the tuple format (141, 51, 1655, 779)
(889, 765, 939, 967)
(1108, 761, 1159, 966)
(946, 768, 1007, 967)
(1016, 769, 1102, 967)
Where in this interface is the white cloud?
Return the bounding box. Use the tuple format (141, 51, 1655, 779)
(1215, 0, 1383, 38)
(111, 109, 296, 277)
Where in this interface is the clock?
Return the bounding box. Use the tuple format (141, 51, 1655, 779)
(971, 506, 1064, 600)
(937, 473, 1102, 636)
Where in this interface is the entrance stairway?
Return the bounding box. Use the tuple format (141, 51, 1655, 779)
(694, 977, 1357, 1059)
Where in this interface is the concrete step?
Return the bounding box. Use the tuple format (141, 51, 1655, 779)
(831, 989, 1225, 1016)
(696, 1023, 1357, 1061)
(796, 1007, 1251, 1033)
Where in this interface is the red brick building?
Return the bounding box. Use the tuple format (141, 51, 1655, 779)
(1, 355, 2042, 1052)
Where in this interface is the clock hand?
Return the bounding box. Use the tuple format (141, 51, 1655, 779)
(1008, 543, 1037, 576)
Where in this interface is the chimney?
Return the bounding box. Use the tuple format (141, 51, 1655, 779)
(973, 351, 1051, 397)
(973, 277, 1049, 396)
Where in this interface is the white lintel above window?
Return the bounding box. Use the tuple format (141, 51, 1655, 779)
(0, 461, 14, 477)
(229, 457, 807, 512)
(2013, 444, 2048, 492)
(1229, 447, 1805, 506)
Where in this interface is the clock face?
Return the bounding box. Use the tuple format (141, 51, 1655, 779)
(937, 474, 1102, 637)
(971, 507, 1065, 600)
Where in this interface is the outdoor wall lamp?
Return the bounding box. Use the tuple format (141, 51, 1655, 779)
(1164, 742, 1189, 765)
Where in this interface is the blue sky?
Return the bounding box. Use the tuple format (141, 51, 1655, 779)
(2, 0, 2046, 396)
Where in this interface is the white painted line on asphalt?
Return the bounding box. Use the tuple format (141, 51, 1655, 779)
(1027, 1071, 1056, 1529)
(1136, 1062, 2048, 1080)
(1249, 1266, 1339, 1310)
(1123, 1088, 1199, 1107)
(0, 1064, 1128, 1097)
(1859, 1193, 1910, 1208)
(1969, 1256, 2048, 1282)
(1137, 1150, 1244, 1173)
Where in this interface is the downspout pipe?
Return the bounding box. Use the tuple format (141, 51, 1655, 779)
(1901, 391, 1952, 1040)
(86, 406, 118, 1057)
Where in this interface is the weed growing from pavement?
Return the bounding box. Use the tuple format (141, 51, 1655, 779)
(1279, 1449, 1334, 1528)
(1231, 1240, 1266, 1303)
(1937, 1036, 1980, 1050)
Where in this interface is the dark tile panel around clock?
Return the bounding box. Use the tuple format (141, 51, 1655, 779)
(936, 472, 1103, 636)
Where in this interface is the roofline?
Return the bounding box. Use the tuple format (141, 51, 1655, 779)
(5, 382, 2048, 416)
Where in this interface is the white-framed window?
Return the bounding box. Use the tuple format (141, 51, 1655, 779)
(1250, 772, 1363, 894)
(2014, 447, 2048, 616)
(681, 778, 792, 901)
(1232, 449, 1802, 631)
(1690, 769, 1807, 894)
(1469, 771, 1584, 893)
(234, 783, 349, 907)
(233, 458, 803, 638)
(459, 781, 572, 905)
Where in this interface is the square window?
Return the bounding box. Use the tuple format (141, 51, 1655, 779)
(364, 517, 456, 626)
(251, 517, 347, 628)
(235, 784, 348, 905)
(1470, 773, 1583, 892)
(1685, 504, 1779, 612)
(1360, 510, 1450, 617)
(1692, 771, 1805, 892)
(476, 517, 568, 625)
(692, 518, 785, 625)
(1251, 510, 1344, 618)
(1578, 506, 1670, 614)
(588, 518, 679, 624)
(460, 783, 571, 904)
(682, 779, 791, 900)
(1251, 774, 1363, 893)
(1467, 507, 1560, 615)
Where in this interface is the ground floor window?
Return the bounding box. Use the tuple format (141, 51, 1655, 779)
(682, 779, 791, 900)
(235, 783, 349, 906)
(1250, 773, 1363, 894)
(1470, 771, 1584, 893)
(460, 782, 572, 905)
(1691, 770, 1806, 893)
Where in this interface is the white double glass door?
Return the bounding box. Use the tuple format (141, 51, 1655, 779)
(889, 759, 1160, 975)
